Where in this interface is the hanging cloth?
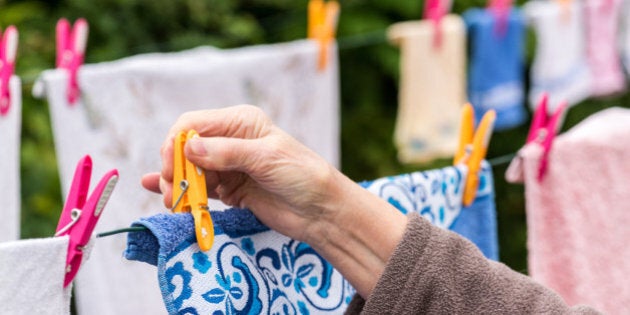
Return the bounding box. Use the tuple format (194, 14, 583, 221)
(506, 107, 630, 314)
(33, 39, 340, 315)
(388, 15, 467, 164)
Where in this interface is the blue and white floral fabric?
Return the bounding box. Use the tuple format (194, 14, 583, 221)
(361, 162, 498, 260)
(125, 209, 355, 315)
(125, 163, 497, 314)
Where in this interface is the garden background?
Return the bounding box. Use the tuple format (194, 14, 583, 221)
(5, 0, 629, 274)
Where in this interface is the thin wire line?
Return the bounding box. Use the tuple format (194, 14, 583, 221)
(97, 152, 519, 238)
(96, 226, 147, 238)
(488, 153, 517, 167)
(19, 30, 390, 86)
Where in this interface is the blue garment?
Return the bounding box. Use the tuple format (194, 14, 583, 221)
(360, 163, 498, 260)
(449, 163, 498, 260)
(125, 209, 354, 315)
(464, 8, 527, 131)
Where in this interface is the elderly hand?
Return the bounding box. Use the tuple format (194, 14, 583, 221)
(141, 105, 407, 298)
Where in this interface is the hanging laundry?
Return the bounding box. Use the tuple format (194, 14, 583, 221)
(619, 0, 630, 75)
(0, 236, 73, 314)
(124, 208, 355, 315)
(388, 15, 467, 164)
(464, 8, 527, 130)
(0, 77, 21, 242)
(360, 162, 498, 260)
(525, 0, 591, 110)
(584, 0, 626, 96)
(33, 39, 339, 315)
(506, 107, 630, 314)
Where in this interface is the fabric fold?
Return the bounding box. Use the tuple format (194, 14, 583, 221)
(125, 208, 354, 315)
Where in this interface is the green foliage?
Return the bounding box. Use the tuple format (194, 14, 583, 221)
(5, 0, 629, 274)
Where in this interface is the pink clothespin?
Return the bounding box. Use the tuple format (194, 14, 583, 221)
(56, 18, 88, 105)
(526, 93, 568, 182)
(424, 0, 447, 49)
(0, 26, 18, 116)
(55, 155, 118, 287)
(488, 0, 512, 37)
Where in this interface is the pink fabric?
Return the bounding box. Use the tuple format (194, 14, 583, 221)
(584, 0, 626, 96)
(506, 108, 630, 314)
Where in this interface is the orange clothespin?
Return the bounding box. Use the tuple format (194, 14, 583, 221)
(488, 0, 512, 37)
(56, 18, 88, 105)
(308, 0, 340, 71)
(526, 93, 567, 182)
(454, 103, 496, 206)
(0, 26, 18, 116)
(556, 0, 573, 22)
(424, 0, 447, 49)
(172, 130, 214, 251)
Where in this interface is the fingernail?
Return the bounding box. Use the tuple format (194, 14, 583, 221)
(188, 138, 207, 155)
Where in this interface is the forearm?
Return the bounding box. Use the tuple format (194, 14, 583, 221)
(305, 170, 408, 298)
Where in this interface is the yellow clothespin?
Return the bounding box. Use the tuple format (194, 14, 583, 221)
(454, 103, 496, 206)
(172, 130, 214, 251)
(308, 0, 340, 71)
(556, 0, 572, 22)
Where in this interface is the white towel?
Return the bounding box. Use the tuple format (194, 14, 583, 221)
(34, 39, 340, 315)
(525, 0, 591, 110)
(0, 76, 22, 242)
(388, 15, 467, 164)
(0, 236, 72, 314)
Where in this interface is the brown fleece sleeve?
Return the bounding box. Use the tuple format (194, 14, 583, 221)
(344, 213, 602, 315)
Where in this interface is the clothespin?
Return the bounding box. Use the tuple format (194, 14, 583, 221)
(308, 0, 340, 71)
(424, 0, 447, 49)
(556, 0, 573, 22)
(55, 155, 118, 287)
(488, 0, 512, 37)
(454, 103, 496, 206)
(56, 18, 88, 105)
(526, 93, 567, 182)
(172, 130, 214, 251)
(0, 26, 18, 116)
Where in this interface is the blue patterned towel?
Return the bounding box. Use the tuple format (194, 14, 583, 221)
(125, 208, 355, 315)
(361, 163, 498, 260)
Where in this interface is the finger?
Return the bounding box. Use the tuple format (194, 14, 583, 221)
(160, 176, 174, 209)
(160, 136, 175, 183)
(141, 173, 161, 194)
(185, 136, 265, 174)
(163, 105, 271, 152)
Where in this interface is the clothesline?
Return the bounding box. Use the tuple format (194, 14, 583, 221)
(18, 30, 390, 86)
(95, 151, 518, 239)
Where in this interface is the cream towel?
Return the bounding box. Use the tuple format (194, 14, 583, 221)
(388, 15, 466, 164)
(506, 108, 630, 314)
(34, 39, 339, 315)
(0, 236, 72, 314)
(0, 76, 21, 242)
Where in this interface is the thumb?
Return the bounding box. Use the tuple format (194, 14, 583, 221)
(185, 136, 261, 173)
